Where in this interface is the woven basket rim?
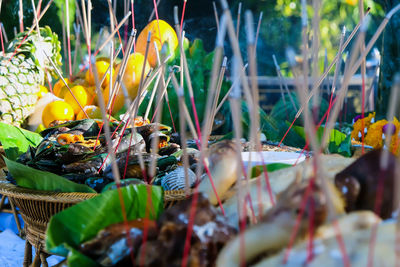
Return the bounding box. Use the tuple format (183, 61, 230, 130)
(0, 175, 98, 203)
(0, 174, 192, 203)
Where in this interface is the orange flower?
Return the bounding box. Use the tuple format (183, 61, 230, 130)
(351, 112, 375, 141)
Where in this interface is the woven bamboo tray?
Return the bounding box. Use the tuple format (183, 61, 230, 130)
(0, 174, 190, 266)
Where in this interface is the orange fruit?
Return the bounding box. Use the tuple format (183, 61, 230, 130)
(85, 86, 97, 106)
(85, 60, 113, 88)
(53, 78, 72, 98)
(113, 52, 150, 106)
(100, 85, 125, 115)
(42, 101, 75, 128)
(63, 85, 89, 114)
(76, 105, 103, 120)
(136, 20, 178, 67)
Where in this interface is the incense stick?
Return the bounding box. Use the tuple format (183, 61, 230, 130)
(170, 72, 198, 140)
(214, 64, 249, 115)
(367, 75, 400, 267)
(31, 0, 41, 37)
(125, 31, 151, 123)
(218, 0, 254, 110)
(236, 2, 242, 40)
(19, 0, 24, 32)
(0, 23, 8, 43)
(61, 4, 68, 74)
(252, 11, 263, 60)
(180, 0, 188, 35)
(212, 1, 220, 33)
(95, 11, 131, 55)
(108, 30, 136, 111)
(279, 8, 372, 146)
(272, 54, 297, 111)
(293, 7, 371, 120)
(44, 51, 89, 118)
(285, 46, 350, 267)
(321, 17, 368, 150)
(201, 14, 227, 142)
(207, 57, 227, 136)
(229, 55, 248, 267)
(148, 0, 161, 22)
(65, 0, 72, 77)
(174, 6, 203, 141)
(311, 0, 321, 119)
(105, 0, 126, 57)
(72, 23, 81, 73)
(246, 10, 275, 212)
(144, 40, 164, 120)
(324, 26, 345, 130)
(0, 24, 4, 55)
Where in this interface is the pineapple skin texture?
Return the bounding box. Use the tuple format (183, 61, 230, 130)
(0, 53, 42, 126)
(0, 26, 62, 127)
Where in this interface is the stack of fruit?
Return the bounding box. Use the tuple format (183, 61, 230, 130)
(0, 19, 178, 132)
(37, 19, 177, 130)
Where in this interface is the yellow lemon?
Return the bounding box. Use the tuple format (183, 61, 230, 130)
(42, 101, 75, 128)
(63, 85, 89, 114)
(114, 52, 150, 101)
(53, 78, 72, 98)
(85, 60, 113, 88)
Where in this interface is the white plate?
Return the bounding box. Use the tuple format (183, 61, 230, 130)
(241, 151, 306, 170)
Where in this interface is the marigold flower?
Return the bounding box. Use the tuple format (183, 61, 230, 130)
(351, 112, 376, 141)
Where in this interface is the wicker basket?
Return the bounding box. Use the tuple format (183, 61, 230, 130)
(0, 174, 190, 266)
(0, 176, 97, 249)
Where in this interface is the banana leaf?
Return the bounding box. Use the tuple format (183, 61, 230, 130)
(0, 122, 43, 160)
(4, 158, 96, 193)
(46, 184, 163, 266)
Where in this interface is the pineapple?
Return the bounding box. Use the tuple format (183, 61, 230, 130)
(0, 26, 62, 126)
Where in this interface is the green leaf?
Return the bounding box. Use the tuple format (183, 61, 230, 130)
(67, 246, 97, 267)
(251, 163, 292, 178)
(0, 122, 43, 160)
(4, 158, 96, 193)
(328, 134, 352, 157)
(46, 184, 163, 259)
(286, 124, 352, 157)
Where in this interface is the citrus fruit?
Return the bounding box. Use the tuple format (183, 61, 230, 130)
(42, 100, 75, 128)
(85, 60, 113, 88)
(76, 105, 103, 120)
(98, 85, 124, 115)
(113, 52, 150, 109)
(53, 78, 72, 98)
(63, 85, 89, 114)
(85, 86, 96, 106)
(136, 20, 178, 67)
